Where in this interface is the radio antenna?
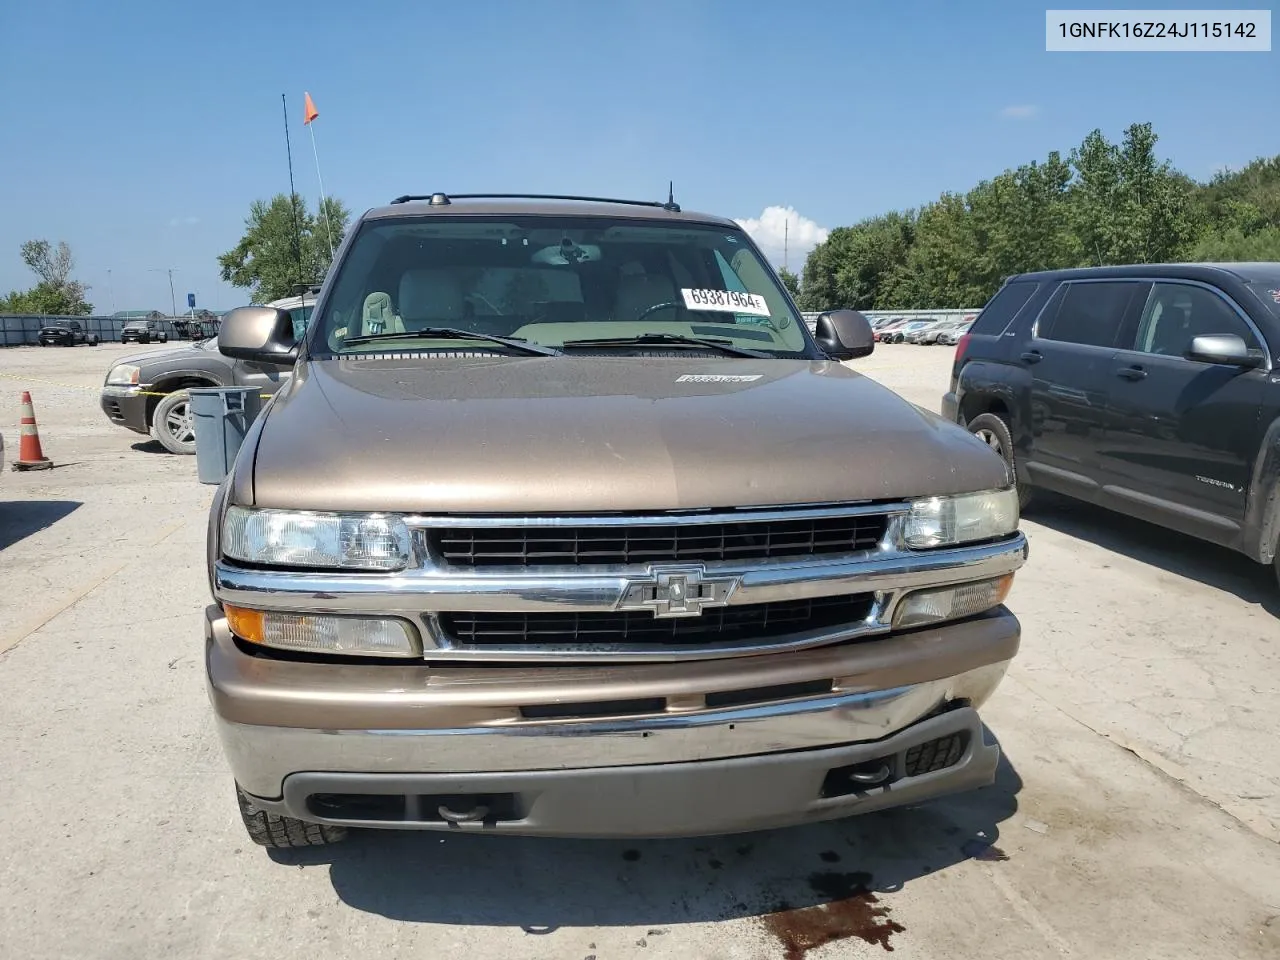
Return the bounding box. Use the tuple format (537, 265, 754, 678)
(664, 181, 681, 212)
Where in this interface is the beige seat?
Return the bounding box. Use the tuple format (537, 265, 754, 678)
(360, 291, 402, 336)
(399, 269, 466, 329)
(613, 273, 678, 323)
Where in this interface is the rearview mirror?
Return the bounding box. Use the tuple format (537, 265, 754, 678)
(1185, 334, 1264, 369)
(815, 309, 874, 360)
(218, 306, 298, 366)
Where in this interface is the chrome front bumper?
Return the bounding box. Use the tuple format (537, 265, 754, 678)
(213, 528, 1028, 662)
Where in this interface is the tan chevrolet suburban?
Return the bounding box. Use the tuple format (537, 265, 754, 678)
(206, 192, 1028, 848)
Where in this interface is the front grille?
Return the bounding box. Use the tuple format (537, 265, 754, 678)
(432, 514, 890, 567)
(439, 593, 875, 649)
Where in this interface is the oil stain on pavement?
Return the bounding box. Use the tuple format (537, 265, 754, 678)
(760, 870, 905, 957)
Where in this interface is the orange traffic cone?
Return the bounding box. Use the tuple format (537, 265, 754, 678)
(13, 391, 53, 470)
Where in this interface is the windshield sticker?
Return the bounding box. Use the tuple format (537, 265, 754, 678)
(681, 288, 770, 316)
(676, 374, 763, 383)
(1269, 288, 1280, 304)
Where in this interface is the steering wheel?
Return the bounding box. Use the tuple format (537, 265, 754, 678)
(635, 301, 683, 322)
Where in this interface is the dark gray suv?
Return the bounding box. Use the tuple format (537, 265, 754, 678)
(943, 262, 1280, 587)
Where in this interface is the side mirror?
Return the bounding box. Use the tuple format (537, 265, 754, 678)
(815, 309, 874, 360)
(1185, 334, 1264, 369)
(218, 306, 298, 366)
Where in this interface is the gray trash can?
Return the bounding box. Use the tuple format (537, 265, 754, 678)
(189, 386, 262, 485)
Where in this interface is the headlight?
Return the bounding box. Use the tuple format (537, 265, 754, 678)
(222, 506, 412, 571)
(225, 604, 419, 658)
(904, 487, 1019, 549)
(106, 364, 140, 386)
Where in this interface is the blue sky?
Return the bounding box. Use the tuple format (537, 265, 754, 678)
(0, 0, 1276, 312)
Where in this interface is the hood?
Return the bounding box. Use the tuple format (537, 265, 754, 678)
(115, 342, 209, 369)
(247, 355, 1010, 513)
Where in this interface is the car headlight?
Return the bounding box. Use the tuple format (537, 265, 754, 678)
(904, 487, 1019, 549)
(106, 364, 140, 386)
(222, 506, 412, 571)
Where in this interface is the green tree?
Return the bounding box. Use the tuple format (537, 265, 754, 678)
(1068, 123, 1198, 264)
(798, 120, 1280, 312)
(0, 239, 93, 315)
(778, 267, 801, 299)
(218, 193, 350, 303)
(1187, 226, 1280, 261)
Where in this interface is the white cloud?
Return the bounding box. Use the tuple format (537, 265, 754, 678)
(1000, 104, 1040, 120)
(734, 205, 829, 270)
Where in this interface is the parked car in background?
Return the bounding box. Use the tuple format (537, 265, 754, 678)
(99, 294, 313, 454)
(936, 320, 973, 346)
(916, 319, 966, 345)
(889, 320, 935, 343)
(38, 320, 99, 347)
(943, 261, 1280, 587)
(120, 320, 169, 345)
(904, 319, 946, 344)
(873, 318, 911, 341)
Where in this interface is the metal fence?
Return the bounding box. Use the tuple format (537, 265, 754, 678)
(0, 314, 218, 347)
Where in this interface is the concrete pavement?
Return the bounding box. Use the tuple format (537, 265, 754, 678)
(1, 341, 1277, 959)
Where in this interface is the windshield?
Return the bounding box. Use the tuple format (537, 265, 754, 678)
(310, 215, 812, 358)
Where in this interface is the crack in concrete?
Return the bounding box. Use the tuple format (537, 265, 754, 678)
(1006, 672, 1279, 845)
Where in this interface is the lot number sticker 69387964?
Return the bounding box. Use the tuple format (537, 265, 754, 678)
(681, 288, 771, 316)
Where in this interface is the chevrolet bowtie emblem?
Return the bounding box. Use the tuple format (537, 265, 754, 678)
(617, 564, 740, 618)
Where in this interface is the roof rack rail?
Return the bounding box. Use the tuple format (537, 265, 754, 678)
(388, 191, 682, 213)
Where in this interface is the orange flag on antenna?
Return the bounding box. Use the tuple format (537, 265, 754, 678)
(303, 92, 319, 125)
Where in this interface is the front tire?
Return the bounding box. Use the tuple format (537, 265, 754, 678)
(236, 785, 347, 848)
(153, 390, 197, 455)
(967, 411, 1033, 510)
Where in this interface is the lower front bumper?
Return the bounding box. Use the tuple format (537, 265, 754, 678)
(241, 706, 999, 839)
(100, 389, 150, 434)
(208, 605, 1018, 837)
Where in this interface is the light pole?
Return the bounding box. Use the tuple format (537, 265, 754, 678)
(107, 269, 117, 317)
(149, 268, 178, 317)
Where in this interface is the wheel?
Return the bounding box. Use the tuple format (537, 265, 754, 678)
(236, 784, 347, 848)
(967, 411, 1033, 510)
(153, 390, 198, 455)
(89, 335, 99, 346)
(158, 333, 168, 343)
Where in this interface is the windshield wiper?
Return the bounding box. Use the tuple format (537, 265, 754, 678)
(342, 327, 560, 356)
(560, 333, 772, 359)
